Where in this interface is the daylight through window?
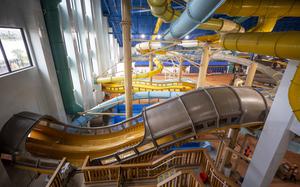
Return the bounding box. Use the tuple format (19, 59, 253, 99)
(0, 28, 32, 75)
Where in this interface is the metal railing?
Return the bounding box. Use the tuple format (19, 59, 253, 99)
(200, 151, 238, 187)
(103, 80, 195, 93)
(45, 157, 67, 187)
(81, 148, 238, 187)
(157, 169, 205, 187)
(81, 149, 205, 185)
(38, 114, 144, 136)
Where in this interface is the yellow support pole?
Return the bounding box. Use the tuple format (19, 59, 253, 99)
(197, 46, 210, 88)
(149, 54, 153, 83)
(151, 18, 163, 41)
(245, 63, 258, 87)
(121, 0, 132, 119)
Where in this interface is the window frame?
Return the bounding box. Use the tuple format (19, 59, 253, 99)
(0, 27, 33, 76)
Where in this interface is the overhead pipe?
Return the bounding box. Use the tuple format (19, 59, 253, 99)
(248, 16, 278, 32)
(289, 65, 300, 121)
(221, 32, 300, 60)
(150, 0, 300, 42)
(96, 58, 163, 84)
(163, 0, 226, 40)
(216, 0, 300, 17)
(147, 0, 244, 33)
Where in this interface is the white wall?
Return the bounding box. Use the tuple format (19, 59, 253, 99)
(0, 0, 67, 128)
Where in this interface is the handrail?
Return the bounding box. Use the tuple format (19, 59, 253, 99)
(38, 113, 143, 135)
(202, 151, 238, 187)
(46, 157, 67, 187)
(103, 80, 196, 93)
(81, 148, 237, 187)
(81, 149, 205, 183)
(146, 156, 183, 171)
(83, 149, 203, 170)
(157, 169, 205, 187)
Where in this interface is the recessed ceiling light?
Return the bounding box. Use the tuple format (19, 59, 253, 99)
(141, 34, 146, 39)
(157, 34, 162, 39)
(184, 35, 190, 40)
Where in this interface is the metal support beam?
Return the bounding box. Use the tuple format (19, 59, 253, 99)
(243, 61, 298, 187)
(178, 57, 183, 82)
(233, 134, 249, 171)
(197, 46, 210, 88)
(215, 140, 225, 168)
(224, 128, 240, 166)
(121, 0, 133, 119)
(245, 63, 258, 86)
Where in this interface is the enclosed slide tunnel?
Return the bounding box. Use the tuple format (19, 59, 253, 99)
(0, 86, 268, 165)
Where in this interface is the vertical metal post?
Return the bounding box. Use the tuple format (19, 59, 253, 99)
(215, 140, 225, 168)
(224, 128, 240, 166)
(233, 134, 249, 171)
(245, 63, 258, 86)
(243, 61, 298, 187)
(121, 0, 132, 119)
(149, 54, 153, 83)
(178, 57, 183, 82)
(197, 46, 210, 88)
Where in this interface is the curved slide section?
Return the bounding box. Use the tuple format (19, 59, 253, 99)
(103, 80, 196, 93)
(0, 87, 268, 165)
(212, 53, 283, 84)
(73, 91, 184, 126)
(96, 58, 163, 84)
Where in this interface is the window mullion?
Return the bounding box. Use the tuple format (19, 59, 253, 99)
(0, 39, 11, 72)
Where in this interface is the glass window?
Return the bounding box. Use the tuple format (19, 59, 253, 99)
(0, 28, 32, 76)
(0, 52, 8, 74)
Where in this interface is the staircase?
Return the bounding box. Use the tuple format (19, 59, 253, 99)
(80, 148, 238, 187)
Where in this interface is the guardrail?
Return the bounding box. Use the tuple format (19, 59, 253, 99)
(157, 169, 205, 187)
(46, 157, 67, 187)
(103, 81, 195, 93)
(200, 151, 238, 187)
(81, 148, 237, 187)
(81, 149, 204, 185)
(38, 113, 143, 136)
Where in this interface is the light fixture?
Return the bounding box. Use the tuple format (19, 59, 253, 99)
(140, 34, 146, 39)
(184, 35, 190, 40)
(157, 34, 162, 39)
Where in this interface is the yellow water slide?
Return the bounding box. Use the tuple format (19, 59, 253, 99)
(97, 57, 195, 93)
(96, 58, 163, 84)
(147, 0, 245, 33)
(289, 65, 300, 121)
(0, 87, 267, 166)
(102, 81, 195, 93)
